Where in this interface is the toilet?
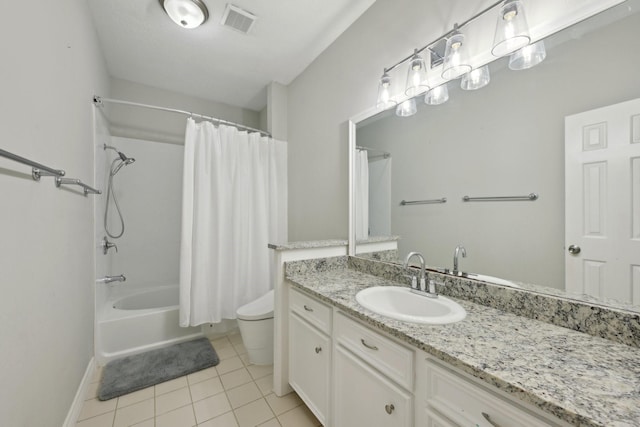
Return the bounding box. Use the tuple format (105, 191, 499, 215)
(236, 289, 274, 365)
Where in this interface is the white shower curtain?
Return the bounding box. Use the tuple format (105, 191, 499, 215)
(179, 119, 287, 327)
(355, 149, 369, 240)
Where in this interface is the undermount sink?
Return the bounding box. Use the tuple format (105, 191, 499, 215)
(355, 286, 467, 325)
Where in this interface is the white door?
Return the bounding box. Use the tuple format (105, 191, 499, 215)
(565, 98, 640, 304)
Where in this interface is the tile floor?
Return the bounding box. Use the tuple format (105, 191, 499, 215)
(76, 332, 321, 427)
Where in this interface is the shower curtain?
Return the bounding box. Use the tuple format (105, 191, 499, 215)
(179, 119, 287, 327)
(355, 149, 369, 240)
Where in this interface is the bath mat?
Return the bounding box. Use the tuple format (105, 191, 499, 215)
(98, 337, 219, 401)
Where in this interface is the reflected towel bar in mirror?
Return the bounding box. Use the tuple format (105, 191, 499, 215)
(55, 177, 102, 196)
(0, 148, 66, 180)
(462, 193, 538, 202)
(400, 198, 447, 206)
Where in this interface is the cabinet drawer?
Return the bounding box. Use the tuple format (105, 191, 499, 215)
(290, 287, 332, 334)
(334, 312, 414, 390)
(425, 359, 559, 427)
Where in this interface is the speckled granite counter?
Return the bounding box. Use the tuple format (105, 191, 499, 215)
(286, 266, 640, 427)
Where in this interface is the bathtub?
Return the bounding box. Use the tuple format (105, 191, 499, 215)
(96, 284, 203, 365)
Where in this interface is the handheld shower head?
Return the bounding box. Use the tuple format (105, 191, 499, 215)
(104, 144, 135, 165)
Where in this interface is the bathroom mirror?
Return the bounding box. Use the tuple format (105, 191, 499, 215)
(351, 0, 640, 309)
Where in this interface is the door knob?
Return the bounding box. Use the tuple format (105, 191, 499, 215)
(568, 245, 581, 255)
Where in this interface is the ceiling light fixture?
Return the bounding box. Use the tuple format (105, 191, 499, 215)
(441, 24, 472, 80)
(461, 65, 491, 90)
(492, 0, 531, 57)
(424, 84, 449, 106)
(396, 98, 418, 117)
(509, 40, 547, 70)
(376, 71, 397, 109)
(405, 50, 430, 97)
(161, 0, 209, 29)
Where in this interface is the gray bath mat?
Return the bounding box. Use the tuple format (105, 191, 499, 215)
(98, 337, 219, 401)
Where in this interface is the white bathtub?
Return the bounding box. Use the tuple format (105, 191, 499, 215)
(96, 285, 203, 364)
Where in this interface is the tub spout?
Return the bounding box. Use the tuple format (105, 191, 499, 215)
(97, 275, 126, 284)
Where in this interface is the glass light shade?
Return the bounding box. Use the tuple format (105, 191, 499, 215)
(441, 29, 472, 80)
(163, 0, 209, 29)
(376, 72, 397, 109)
(424, 84, 449, 105)
(405, 53, 430, 96)
(509, 40, 547, 70)
(461, 65, 491, 90)
(492, 0, 530, 57)
(396, 98, 417, 117)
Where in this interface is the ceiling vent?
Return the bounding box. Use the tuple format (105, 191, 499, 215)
(221, 4, 257, 34)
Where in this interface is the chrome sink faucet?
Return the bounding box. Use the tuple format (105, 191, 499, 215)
(404, 251, 426, 291)
(453, 245, 467, 276)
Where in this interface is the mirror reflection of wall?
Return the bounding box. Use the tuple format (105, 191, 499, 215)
(356, 5, 640, 298)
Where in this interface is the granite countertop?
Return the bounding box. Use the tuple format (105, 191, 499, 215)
(286, 268, 640, 427)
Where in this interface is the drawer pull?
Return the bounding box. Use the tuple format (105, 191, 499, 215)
(360, 339, 379, 351)
(385, 404, 395, 414)
(303, 305, 314, 312)
(315, 346, 322, 354)
(482, 412, 501, 427)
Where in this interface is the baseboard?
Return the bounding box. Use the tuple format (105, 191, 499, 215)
(62, 357, 96, 427)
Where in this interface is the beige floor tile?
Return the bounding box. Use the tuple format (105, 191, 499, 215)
(156, 376, 189, 396)
(227, 332, 244, 345)
(197, 410, 239, 427)
(117, 386, 155, 408)
(234, 398, 275, 427)
(131, 419, 154, 427)
(75, 411, 114, 427)
(277, 405, 321, 427)
(254, 375, 273, 396)
(188, 366, 219, 385)
(84, 381, 100, 401)
(257, 418, 281, 427)
(78, 398, 117, 421)
(216, 345, 239, 360)
(91, 366, 104, 384)
(238, 353, 251, 366)
(156, 404, 197, 427)
(226, 382, 262, 409)
(156, 386, 192, 415)
(246, 364, 273, 380)
(211, 337, 233, 349)
(220, 368, 253, 390)
(216, 356, 244, 375)
(113, 398, 155, 427)
(232, 342, 247, 355)
(190, 376, 225, 402)
(193, 393, 232, 424)
(265, 392, 303, 416)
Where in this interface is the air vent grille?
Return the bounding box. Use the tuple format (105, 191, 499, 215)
(221, 4, 257, 34)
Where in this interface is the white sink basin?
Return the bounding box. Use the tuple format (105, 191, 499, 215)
(355, 286, 467, 325)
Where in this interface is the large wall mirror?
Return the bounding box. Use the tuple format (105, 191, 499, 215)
(351, 0, 640, 309)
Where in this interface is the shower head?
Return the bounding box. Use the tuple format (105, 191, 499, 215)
(105, 144, 135, 164)
(124, 157, 136, 165)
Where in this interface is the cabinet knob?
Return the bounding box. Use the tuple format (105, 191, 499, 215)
(385, 404, 395, 414)
(315, 346, 322, 354)
(303, 305, 314, 312)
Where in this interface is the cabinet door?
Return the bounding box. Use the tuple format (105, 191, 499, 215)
(334, 345, 412, 427)
(289, 312, 330, 425)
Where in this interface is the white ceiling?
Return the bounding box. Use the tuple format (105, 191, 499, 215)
(86, 0, 376, 111)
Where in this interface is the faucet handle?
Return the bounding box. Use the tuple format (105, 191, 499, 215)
(403, 274, 418, 289)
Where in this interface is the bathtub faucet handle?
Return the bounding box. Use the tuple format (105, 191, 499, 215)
(101, 236, 118, 255)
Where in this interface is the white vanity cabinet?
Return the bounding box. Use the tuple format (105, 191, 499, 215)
(333, 312, 414, 427)
(288, 288, 332, 425)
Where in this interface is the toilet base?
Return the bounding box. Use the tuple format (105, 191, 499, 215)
(237, 317, 274, 365)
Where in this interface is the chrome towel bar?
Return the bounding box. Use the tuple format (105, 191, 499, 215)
(462, 193, 538, 202)
(400, 198, 447, 206)
(0, 148, 65, 179)
(56, 177, 102, 195)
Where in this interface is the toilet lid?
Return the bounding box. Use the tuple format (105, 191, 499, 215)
(237, 289, 274, 321)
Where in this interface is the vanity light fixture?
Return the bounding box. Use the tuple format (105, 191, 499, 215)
(161, 0, 209, 29)
(441, 24, 472, 80)
(509, 40, 547, 70)
(396, 98, 418, 117)
(405, 50, 430, 96)
(491, 0, 531, 57)
(461, 65, 491, 90)
(376, 71, 397, 109)
(424, 83, 449, 105)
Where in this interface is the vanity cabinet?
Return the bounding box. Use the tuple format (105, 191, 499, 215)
(333, 313, 413, 427)
(288, 288, 332, 425)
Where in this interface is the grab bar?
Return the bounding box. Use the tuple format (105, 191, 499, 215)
(55, 177, 102, 195)
(0, 148, 65, 180)
(462, 193, 538, 202)
(400, 198, 447, 206)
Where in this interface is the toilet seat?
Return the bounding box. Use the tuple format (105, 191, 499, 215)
(237, 289, 274, 321)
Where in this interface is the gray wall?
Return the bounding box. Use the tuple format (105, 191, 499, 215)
(0, 0, 109, 425)
(108, 78, 262, 144)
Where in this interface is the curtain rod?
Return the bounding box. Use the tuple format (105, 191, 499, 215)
(93, 96, 272, 138)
